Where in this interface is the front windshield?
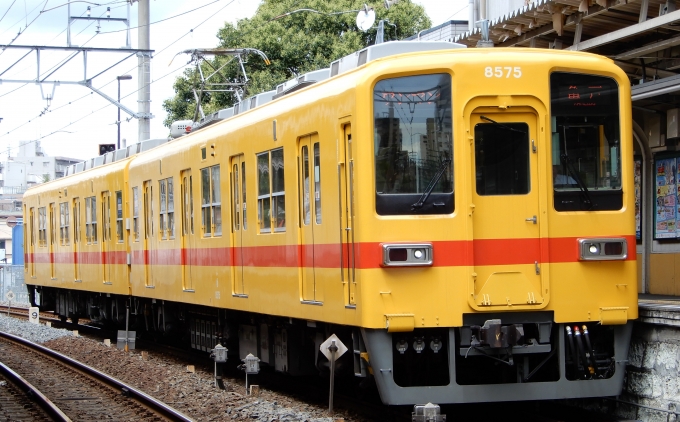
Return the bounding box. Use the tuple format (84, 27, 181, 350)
(550, 72, 622, 211)
(374, 74, 453, 215)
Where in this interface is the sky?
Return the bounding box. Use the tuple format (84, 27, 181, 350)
(0, 0, 470, 162)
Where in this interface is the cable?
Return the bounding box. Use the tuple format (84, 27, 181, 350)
(0, 0, 18, 26)
(0, 0, 239, 145)
(4, 61, 187, 154)
(99, 0, 223, 34)
(0, 0, 49, 52)
(440, 4, 469, 23)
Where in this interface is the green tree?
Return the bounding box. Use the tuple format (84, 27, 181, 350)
(162, 0, 431, 127)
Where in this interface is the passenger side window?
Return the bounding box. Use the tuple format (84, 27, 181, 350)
(38, 207, 46, 247)
(59, 202, 70, 245)
(132, 187, 139, 241)
(201, 165, 221, 237)
(257, 148, 285, 233)
(116, 191, 123, 242)
(85, 196, 97, 244)
(159, 178, 175, 240)
(73, 199, 80, 244)
(102, 191, 111, 242)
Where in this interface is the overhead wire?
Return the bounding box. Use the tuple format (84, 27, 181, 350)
(0, 0, 49, 46)
(99, 0, 223, 35)
(0, 0, 18, 26)
(9, 60, 188, 152)
(0, 0, 242, 153)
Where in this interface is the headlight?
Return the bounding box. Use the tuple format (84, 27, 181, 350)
(578, 238, 627, 261)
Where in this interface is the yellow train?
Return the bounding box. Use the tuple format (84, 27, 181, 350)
(23, 42, 637, 404)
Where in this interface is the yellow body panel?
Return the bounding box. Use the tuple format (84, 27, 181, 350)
(23, 47, 637, 331)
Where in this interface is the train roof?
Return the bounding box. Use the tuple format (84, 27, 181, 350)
(25, 155, 130, 197)
(180, 41, 463, 134)
(55, 41, 618, 183)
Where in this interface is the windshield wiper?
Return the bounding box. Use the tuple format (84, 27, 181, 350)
(411, 158, 452, 211)
(480, 115, 527, 134)
(560, 153, 595, 210)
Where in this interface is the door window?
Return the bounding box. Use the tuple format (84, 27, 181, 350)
(474, 120, 530, 195)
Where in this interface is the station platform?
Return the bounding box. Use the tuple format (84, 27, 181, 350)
(638, 294, 680, 327)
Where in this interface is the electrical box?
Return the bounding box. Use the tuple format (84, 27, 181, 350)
(646, 113, 662, 147)
(660, 0, 677, 16)
(668, 108, 680, 140)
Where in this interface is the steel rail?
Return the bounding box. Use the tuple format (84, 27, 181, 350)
(0, 361, 71, 422)
(0, 331, 195, 422)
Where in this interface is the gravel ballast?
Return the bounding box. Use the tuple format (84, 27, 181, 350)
(1, 313, 364, 421)
(0, 312, 72, 343)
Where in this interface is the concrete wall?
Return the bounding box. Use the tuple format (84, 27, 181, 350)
(618, 309, 680, 421)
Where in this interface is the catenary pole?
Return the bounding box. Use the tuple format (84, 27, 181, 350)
(138, 0, 151, 142)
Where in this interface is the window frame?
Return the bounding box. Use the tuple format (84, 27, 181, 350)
(85, 196, 97, 244)
(372, 73, 454, 216)
(257, 148, 285, 233)
(201, 165, 222, 237)
(59, 202, 70, 246)
(159, 177, 175, 240)
(38, 206, 46, 247)
(115, 191, 124, 243)
(132, 186, 140, 242)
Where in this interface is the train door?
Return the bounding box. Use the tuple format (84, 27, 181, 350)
(73, 198, 81, 282)
(181, 170, 195, 291)
(340, 124, 356, 306)
(230, 156, 247, 296)
(469, 110, 546, 308)
(49, 203, 56, 279)
(298, 134, 324, 303)
(28, 207, 35, 278)
(101, 191, 111, 284)
(143, 180, 154, 288)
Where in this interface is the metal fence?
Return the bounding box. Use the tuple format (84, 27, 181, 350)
(0, 265, 28, 304)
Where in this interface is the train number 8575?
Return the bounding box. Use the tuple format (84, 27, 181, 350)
(485, 66, 522, 78)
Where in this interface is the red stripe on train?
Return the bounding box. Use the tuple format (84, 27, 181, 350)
(25, 236, 636, 267)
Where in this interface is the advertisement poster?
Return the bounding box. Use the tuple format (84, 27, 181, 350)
(635, 159, 641, 240)
(656, 157, 678, 239)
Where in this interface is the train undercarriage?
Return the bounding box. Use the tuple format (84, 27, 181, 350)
(29, 286, 633, 405)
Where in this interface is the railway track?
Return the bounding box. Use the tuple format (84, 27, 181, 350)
(0, 307, 616, 420)
(0, 330, 194, 421)
(0, 367, 57, 421)
(0, 305, 86, 325)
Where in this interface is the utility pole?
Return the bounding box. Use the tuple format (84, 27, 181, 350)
(138, 0, 152, 142)
(117, 75, 132, 149)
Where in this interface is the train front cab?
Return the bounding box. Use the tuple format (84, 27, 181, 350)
(356, 51, 637, 405)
